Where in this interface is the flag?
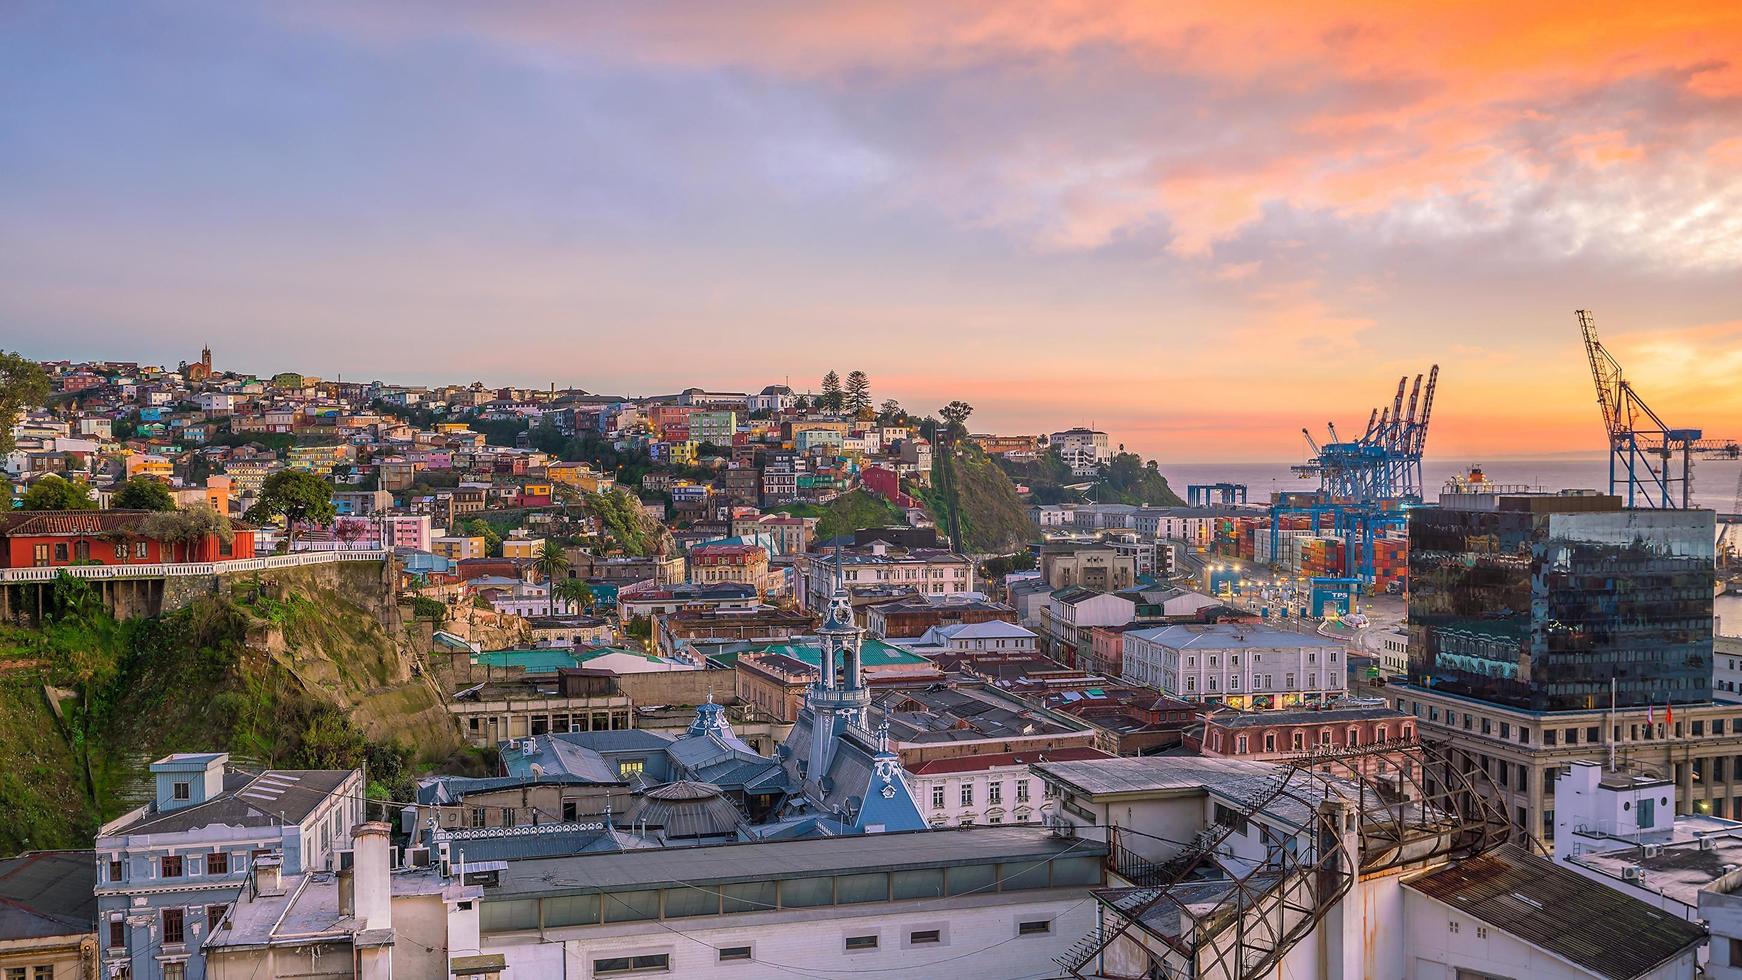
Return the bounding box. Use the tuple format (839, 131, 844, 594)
(1646, 702, 1654, 727)
(1666, 702, 1675, 727)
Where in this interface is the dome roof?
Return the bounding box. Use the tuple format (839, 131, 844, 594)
(626, 781, 744, 839)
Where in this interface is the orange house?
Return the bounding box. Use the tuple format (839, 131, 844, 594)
(0, 511, 256, 569)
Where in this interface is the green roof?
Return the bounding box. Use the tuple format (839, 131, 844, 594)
(749, 638, 929, 668)
(471, 648, 580, 673)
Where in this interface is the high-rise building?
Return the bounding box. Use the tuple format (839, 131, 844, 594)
(1408, 490, 1714, 712)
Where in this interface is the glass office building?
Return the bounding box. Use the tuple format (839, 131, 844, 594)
(1408, 491, 1714, 712)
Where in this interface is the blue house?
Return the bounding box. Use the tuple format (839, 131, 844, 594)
(93, 753, 364, 980)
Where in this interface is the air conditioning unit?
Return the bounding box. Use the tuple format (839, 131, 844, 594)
(1701, 836, 1719, 852)
(1622, 865, 1644, 881)
(405, 847, 432, 868)
(1643, 844, 1663, 859)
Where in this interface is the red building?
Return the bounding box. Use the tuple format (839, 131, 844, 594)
(1187, 705, 1417, 781)
(0, 510, 256, 569)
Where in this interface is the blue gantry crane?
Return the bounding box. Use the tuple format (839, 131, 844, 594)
(1579, 309, 1739, 508)
(1273, 366, 1438, 584)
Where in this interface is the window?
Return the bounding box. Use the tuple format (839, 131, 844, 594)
(1018, 920, 1053, 936)
(931, 785, 945, 809)
(1236, 735, 1248, 754)
(592, 954, 670, 976)
(162, 907, 185, 945)
(75, 540, 89, 561)
(989, 782, 1003, 805)
(1291, 732, 1304, 751)
(1016, 780, 1030, 803)
(163, 965, 185, 980)
(161, 855, 183, 878)
(54, 543, 68, 562)
(910, 930, 941, 944)
(844, 935, 879, 952)
(471, 808, 486, 828)
(718, 946, 752, 962)
(135, 541, 149, 559)
(618, 759, 646, 778)
(563, 800, 578, 822)
(172, 781, 191, 801)
(207, 904, 226, 930)
(33, 544, 48, 566)
(108, 916, 125, 948)
(207, 852, 228, 875)
(115, 543, 128, 559)
(109, 858, 123, 882)
(961, 784, 974, 806)
(1264, 733, 1277, 752)
(8, 968, 24, 980)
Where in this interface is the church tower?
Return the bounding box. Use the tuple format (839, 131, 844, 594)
(805, 547, 871, 788)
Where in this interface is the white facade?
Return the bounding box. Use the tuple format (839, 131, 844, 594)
(912, 620, 1039, 655)
(1047, 428, 1111, 476)
(1375, 627, 1409, 676)
(911, 766, 1052, 828)
(1122, 625, 1347, 707)
(487, 893, 1092, 980)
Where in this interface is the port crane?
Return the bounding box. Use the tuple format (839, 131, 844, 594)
(1579, 309, 1739, 508)
(1277, 366, 1439, 583)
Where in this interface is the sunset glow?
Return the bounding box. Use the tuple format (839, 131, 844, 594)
(4, 1, 1741, 460)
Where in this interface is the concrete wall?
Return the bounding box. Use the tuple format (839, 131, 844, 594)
(486, 891, 1092, 980)
(613, 667, 735, 707)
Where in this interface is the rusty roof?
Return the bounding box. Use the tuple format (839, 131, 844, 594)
(1403, 846, 1705, 979)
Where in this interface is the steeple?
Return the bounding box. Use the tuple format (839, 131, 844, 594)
(805, 542, 872, 789)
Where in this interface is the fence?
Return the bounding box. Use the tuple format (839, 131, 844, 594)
(0, 549, 389, 583)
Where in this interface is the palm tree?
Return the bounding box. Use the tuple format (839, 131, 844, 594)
(534, 541, 570, 617)
(553, 577, 593, 617)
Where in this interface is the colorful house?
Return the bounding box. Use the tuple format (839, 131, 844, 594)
(0, 510, 256, 568)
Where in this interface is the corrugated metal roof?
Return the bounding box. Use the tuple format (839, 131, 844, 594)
(1404, 846, 1705, 980)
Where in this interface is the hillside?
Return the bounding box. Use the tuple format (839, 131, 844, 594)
(994, 448, 1185, 507)
(0, 561, 460, 854)
(918, 443, 1034, 555)
(774, 488, 907, 541)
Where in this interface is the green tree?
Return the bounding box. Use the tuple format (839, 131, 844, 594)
(553, 577, 593, 616)
(820, 371, 844, 413)
(143, 505, 234, 562)
(534, 540, 570, 616)
(244, 471, 335, 550)
(112, 475, 176, 511)
(938, 400, 974, 443)
(21, 474, 97, 510)
(877, 399, 906, 425)
(0, 352, 50, 456)
(845, 370, 871, 415)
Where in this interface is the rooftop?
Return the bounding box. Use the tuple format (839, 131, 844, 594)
(871, 685, 1089, 743)
(102, 769, 355, 838)
(0, 850, 96, 941)
(1125, 623, 1342, 649)
(1572, 830, 1742, 908)
(482, 826, 1103, 899)
(1405, 846, 1705, 980)
(207, 867, 475, 951)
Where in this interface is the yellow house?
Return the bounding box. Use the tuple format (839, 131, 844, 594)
(435, 422, 473, 434)
(502, 531, 546, 560)
(547, 461, 616, 493)
(432, 536, 487, 560)
(124, 454, 174, 479)
(287, 443, 356, 475)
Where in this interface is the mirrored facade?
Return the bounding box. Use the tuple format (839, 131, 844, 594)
(1408, 492, 1714, 712)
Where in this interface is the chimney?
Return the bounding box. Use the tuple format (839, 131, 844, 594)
(253, 855, 283, 897)
(351, 822, 393, 933)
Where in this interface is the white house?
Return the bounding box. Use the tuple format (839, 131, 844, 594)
(907, 620, 1040, 656)
(906, 746, 1108, 828)
(1121, 623, 1346, 709)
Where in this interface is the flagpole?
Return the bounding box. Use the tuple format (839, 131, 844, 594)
(1608, 677, 1616, 771)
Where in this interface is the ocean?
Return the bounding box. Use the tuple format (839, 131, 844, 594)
(1157, 457, 1742, 514)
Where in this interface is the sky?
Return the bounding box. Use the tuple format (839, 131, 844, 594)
(3, 1, 1741, 462)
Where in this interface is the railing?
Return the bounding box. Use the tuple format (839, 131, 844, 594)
(0, 550, 389, 583)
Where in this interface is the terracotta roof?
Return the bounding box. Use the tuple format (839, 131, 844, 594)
(907, 745, 1111, 775)
(0, 510, 154, 536)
